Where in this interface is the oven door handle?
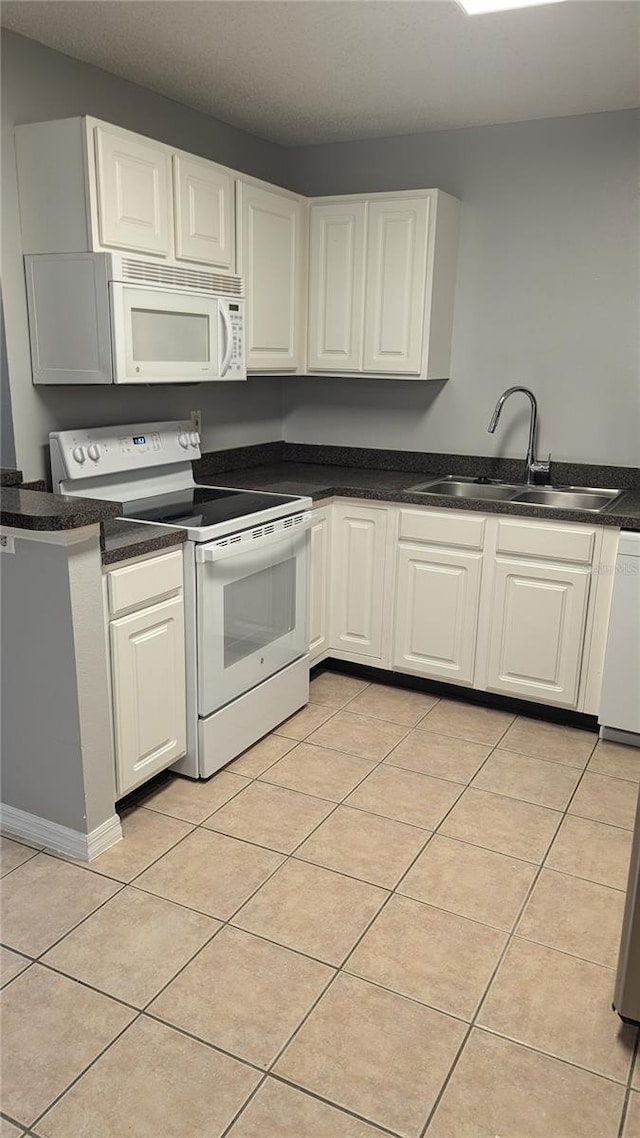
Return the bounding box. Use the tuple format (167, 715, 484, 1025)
(195, 512, 312, 563)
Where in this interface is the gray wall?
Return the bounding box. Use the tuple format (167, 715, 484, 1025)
(3, 30, 639, 474)
(1, 530, 116, 835)
(283, 111, 640, 466)
(1, 31, 285, 481)
(0, 293, 16, 470)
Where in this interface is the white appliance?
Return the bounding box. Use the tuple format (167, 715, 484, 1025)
(598, 531, 640, 746)
(50, 421, 312, 778)
(26, 252, 245, 385)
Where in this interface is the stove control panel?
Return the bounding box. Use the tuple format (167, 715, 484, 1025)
(50, 420, 201, 488)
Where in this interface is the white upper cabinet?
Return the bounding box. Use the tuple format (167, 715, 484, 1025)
(237, 179, 306, 372)
(94, 123, 171, 255)
(173, 152, 235, 268)
(363, 198, 429, 375)
(15, 116, 237, 269)
(15, 116, 459, 377)
(308, 201, 366, 372)
(307, 190, 460, 380)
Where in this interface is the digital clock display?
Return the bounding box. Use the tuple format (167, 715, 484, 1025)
(132, 436, 146, 445)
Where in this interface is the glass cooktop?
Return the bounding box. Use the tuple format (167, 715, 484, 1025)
(122, 486, 301, 530)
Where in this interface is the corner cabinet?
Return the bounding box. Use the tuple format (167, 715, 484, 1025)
(307, 190, 460, 379)
(309, 499, 617, 716)
(104, 549, 187, 796)
(16, 115, 461, 380)
(329, 501, 393, 665)
(236, 178, 307, 372)
(16, 116, 237, 268)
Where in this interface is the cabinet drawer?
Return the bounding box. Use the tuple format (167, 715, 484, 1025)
(399, 508, 486, 550)
(496, 520, 596, 565)
(107, 549, 183, 616)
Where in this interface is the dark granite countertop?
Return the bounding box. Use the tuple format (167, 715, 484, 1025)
(0, 486, 122, 531)
(0, 468, 23, 487)
(194, 444, 640, 530)
(101, 519, 187, 566)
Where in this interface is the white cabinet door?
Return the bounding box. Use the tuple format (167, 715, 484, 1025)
(308, 201, 366, 371)
(331, 503, 388, 660)
(363, 197, 430, 375)
(309, 506, 332, 663)
(93, 124, 171, 255)
(486, 558, 591, 708)
(394, 545, 483, 684)
(110, 595, 186, 795)
(173, 153, 235, 268)
(238, 181, 305, 371)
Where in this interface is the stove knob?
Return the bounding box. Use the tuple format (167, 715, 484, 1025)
(178, 432, 190, 449)
(189, 431, 199, 447)
(72, 446, 86, 464)
(87, 443, 101, 462)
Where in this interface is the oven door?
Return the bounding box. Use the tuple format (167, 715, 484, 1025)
(195, 513, 311, 716)
(110, 282, 222, 382)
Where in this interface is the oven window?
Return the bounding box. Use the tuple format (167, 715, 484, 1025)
(131, 308, 209, 362)
(224, 557, 296, 668)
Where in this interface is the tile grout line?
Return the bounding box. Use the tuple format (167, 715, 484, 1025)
(214, 719, 520, 1135)
(179, 690, 445, 1137)
(418, 732, 633, 1135)
(4, 688, 630, 1136)
(29, 1009, 145, 1132)
(617, 1022, 640, 1137)
(0, 707, 577, 1117)
(0, 847, 42, 880)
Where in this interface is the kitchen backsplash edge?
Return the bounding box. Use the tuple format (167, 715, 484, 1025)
(194, 442, 640, 490)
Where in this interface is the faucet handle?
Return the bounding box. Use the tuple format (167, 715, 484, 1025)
(531, 453, 552, 485)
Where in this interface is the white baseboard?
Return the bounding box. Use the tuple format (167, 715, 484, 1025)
(599, 726, 640, 749)
(0, 804, 122, 862)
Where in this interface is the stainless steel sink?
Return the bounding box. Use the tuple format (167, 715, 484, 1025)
(408, 477, 523, 501)
(511, 487, 623, 511)
(407, 476, 623, 513)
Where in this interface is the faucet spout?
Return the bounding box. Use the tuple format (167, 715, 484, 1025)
(487, 386, 551, 485)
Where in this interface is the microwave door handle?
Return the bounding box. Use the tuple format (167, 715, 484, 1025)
(219, 303, 233, 377)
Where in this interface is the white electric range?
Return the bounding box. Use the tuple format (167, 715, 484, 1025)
(50, 420, 312, 778)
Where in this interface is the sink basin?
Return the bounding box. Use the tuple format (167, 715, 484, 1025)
(408, 478, 522, 501)
(407, 477, 623, 513)
(510, 487, 623, 511)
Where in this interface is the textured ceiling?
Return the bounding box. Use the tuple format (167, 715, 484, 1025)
(2, 0, 639, 146)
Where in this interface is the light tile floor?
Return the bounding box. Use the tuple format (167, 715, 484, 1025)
(2, 670, 640, 1137)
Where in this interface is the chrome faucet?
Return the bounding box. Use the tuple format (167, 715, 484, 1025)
(488, 386, 551, 485)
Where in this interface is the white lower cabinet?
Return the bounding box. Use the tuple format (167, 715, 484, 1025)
(309, 505, 332, 664)
(330, 502, 391, 663)
(309, 498, 612, 715)
(485, 558, 591, 707)
(105, 550, 187, 796)
(394, 544, 483, 685)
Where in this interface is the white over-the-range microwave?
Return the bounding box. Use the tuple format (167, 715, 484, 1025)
(24, 251, 246, 384)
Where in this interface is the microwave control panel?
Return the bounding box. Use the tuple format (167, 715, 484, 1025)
(224, 302, 245, 380)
